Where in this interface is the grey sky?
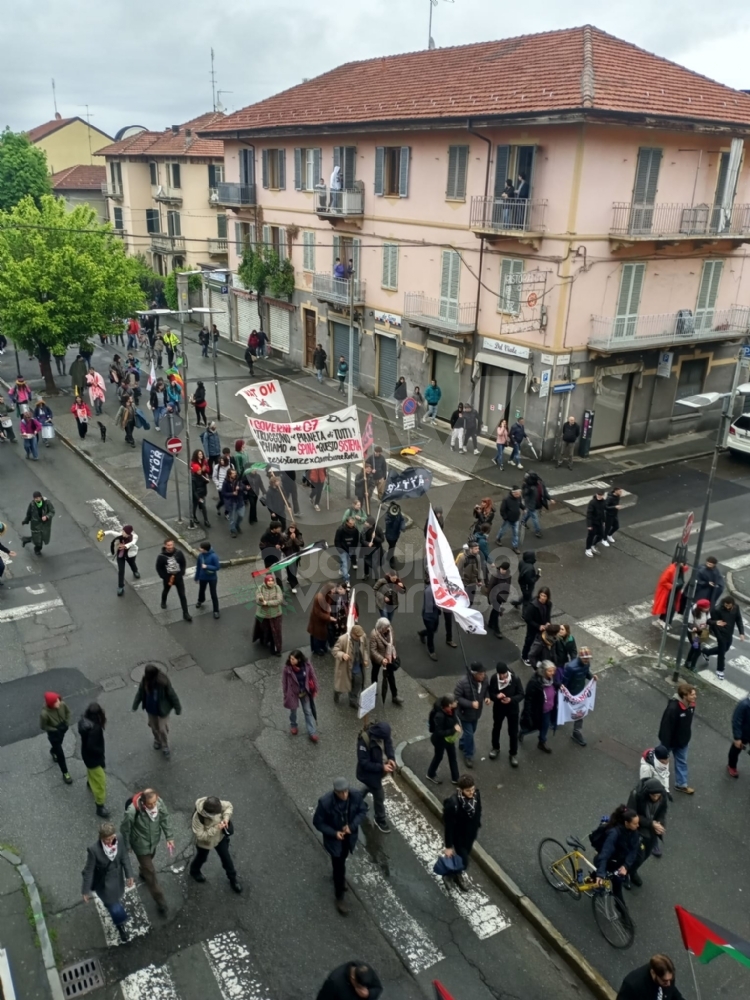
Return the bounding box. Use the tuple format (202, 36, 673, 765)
(4, 0, 750, 138)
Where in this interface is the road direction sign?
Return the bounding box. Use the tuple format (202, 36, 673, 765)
(166, 437, 183, 455)
(402, 397, 418, 416)
(553, 382, 576, 394)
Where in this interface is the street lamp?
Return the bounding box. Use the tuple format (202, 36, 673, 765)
(671, 382, 750, 679)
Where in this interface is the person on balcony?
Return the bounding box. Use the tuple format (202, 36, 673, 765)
(333, 257, 346, 281)
(515, 172, 530, 229)
(329, 165, 342, 211)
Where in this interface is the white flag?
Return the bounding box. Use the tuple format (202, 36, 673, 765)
(556, 679, 597, 727)
(425, 506, 486, 635)
(346, 587, 357, 633)
(235, 378, 288, 414)
(147, 361, 157, 391)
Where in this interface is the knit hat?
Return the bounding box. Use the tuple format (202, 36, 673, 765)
(695, 599, 711, 610)
(333, 777, 348, 792)
(496, 661, 509, 674)
(0, 521, 5, 536)
(122, 525, 133, 536)
(470, 661, 485, 674)
(654, 745, 670, 761)
(44, 692, 60, 708)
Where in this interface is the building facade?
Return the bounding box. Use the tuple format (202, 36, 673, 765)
(51, 165, 108, 223)
(200, 26, 750, 454)
(97, 114, 227, 276)
(26, 114, 111, 175)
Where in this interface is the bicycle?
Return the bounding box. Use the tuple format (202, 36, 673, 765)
(537, 835, 635, 949)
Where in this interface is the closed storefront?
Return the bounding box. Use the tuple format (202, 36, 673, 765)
(236, 293, 257, 345)
(208, 285, 230, 338)
(474, 344, 530, 432)
(332, 320, 360, 388)
(377, 333, 398, 399)
(590, 362, 641, 449)
(431, 345, 460, 420)
(269, 303, 291, 354)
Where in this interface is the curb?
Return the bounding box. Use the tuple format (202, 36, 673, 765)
(394, 738, 617, 1000)
(727, 569, 750, 606)
(0, 850, 64, 1000)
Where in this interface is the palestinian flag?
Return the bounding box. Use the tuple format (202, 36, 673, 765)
(675, 905, 750, 969)
(432, 983, 456, 1000)
(250, 540, 327, 577)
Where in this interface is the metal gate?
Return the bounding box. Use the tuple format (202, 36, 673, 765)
(208, 285, 229, 338)
(269, 304, 291, 354)
(236, 293, 256, 345)
(433, 350, 459, 420)
(377, 335, 398, 398)
(332, 321, 360, 389)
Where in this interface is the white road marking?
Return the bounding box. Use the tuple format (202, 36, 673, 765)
(730, 656, 750, 677)
(566, 490, 632, 507)
(410, 454, 471, 484)
(576, 616, 644, 657)
(652, 521, 722, 542)
(627, 601, 653, 618)
(383, 778, 510, 939)
(120, 962, 180, 1000)
(0, 598, 64, 623)
(93, 885, 150, 947)
(697, 670, 749, 702)
(628, 512, 690, 530)
(25, 584, 46, 595)
(715, 532, 750, 552)
(548, 479, 612, 497)
(351, 858, 444, 973)
(723, 553, 750, 570)
(87, 498, 122, 533)
(202, 931, 274, 1000)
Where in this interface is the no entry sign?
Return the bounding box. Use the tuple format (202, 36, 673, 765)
(166, 437, 183, 455)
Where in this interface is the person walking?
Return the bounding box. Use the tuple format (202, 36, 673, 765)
(521, 471, 551, 539)
(104, 525, 140, 596)
(189, 796, 242, 893)
(212, 454, 231, 516)
(221, 467, 245, 538)
(308, 467, 327, 512)
(493, 419, 509, 468)
(78, 703, 110, 817)
(441, 775, 482, 891)
(651, 561, 689, 630)
(486, 559, 511, 638)
(333, 624, 370, 707)
(626, 777, 667, 886)
(658, 682, 697, 794)
(336, 355, 348, 394)
(362, 515, 384, 581)
(253, 573, 284, 655)
(521, 586, 552, 663)
(313, 343, 328, 383)
(393, 376, 408, 420)
(384, 502, 406, 569)
(283, 650, 319, 741)
(342, 499, 368, 533)
(528, 622, 564, 672)
(449, 403, 465, 452)
(488, 662, 523, 767)
(120, 789, 174, 915)
(115, 395, 136, 447)
(509, 417, 527, 468)
(584, 488, 607, 557)
(243, 466, 266, 523)
(315, 962, 383, 1000)
(704, 594, 745, 680)
(69, 355, 89, 396)
(0, 523, 17, 588)
(195, 540, 220, 619)
(424, 379, 441, 424)
(0, 391, 17, 442)
(454, 662, 490, 768)
(520, 661, 558, 753)
(373, 571, 405, 622)
(86, 367, 106, 416)
(418, 581, 442, 661)
(313, 779, 368, 915)
(201, 422, 222, 471)
(40, 692, 73, 784)
(456, 540, 487, 606)
(19, 409, 41, 460)
(32, 398, 54, 448)
(495, 487, 523, 554)
(604, 486, 624, 545)
(356, 720, 396, 833)
(727, 693, 750, 778)
(9, 376, 32, 417)
(512, 549, 540, 609)
(132, 663, 182, 759)
(462, 403, 480, 455)
(307, 582, 338, 656)
(557, 415, 580, 469)
(192, 380, 208, 426)
(70, 394, 92, 440)
(616, 955, 685, 1000)
(190, 450, 211, 527)
(683, 598, 711, 671)
(370, 618, 403, 706)
(155, 539, 192, 621)
(334, 517, 360, 584)
(692, 555, 724, 612)
(21, 491, 55, 555)
(561, 647, 597, 747)
(259, 522, 284, 582)
(426, 696, 462, 785)
(81, 821, 135, 943)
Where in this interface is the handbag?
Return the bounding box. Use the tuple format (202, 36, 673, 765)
(1, 417, 12, 428)
(433, 853, 465, 876)
(389, 655, 401, 672)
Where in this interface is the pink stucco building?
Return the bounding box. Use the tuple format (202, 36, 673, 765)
(200, 26, 750, 454)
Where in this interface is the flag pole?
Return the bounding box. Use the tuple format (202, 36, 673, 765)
(687, 953, 702, 1000)
(361, 457, 370, 515)
(456, 623, 469, 670)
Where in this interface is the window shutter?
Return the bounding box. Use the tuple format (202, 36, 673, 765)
(494, 145, 510, 198)
(446, 147, 458, 198)
(352, 238, 361, 277)
(615, 262, 645, 337)
(399, 147, 410, 197)
(217, 214, 227, 239)
(499, 258, 523, 313)
(234, 222, 243, 256)
(313, 148, 322, 187)
(208, 164, 216, 188)
(294, 148, 302, 190)
(695, 260, 723, 330)
(382, 243, 398, 289)
(447, 145, 469, 199)
(633, 148, 661, 206)
(262, 149, 269, 189)
(714, 153, 730, 207)
(374, 147, 385, 196)
(278, 227, 287, 260)
(240, 148, 254, 186)
(344, 147, 356, 189)
(303, 232, 315, 271)
(332, 234, 341, 269)
(172, 164, 181, 188)
(262, 224, 270, 249)
(248, 223, 256, 248)
(278, 150, 286, 190)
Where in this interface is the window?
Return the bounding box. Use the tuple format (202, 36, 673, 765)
(110, 161, 122, 186)
(498, 258, 524, 314)
(234, 222, 255, 257)
(439, 250, 460, 320)
(333, 235, 361, 276)
(374, 147, 410, 197)
(382, 243, 399, 289)
(493, 145, 536, 198)
(674, 358, 707, 410)
(302, 231, 316, 272)
(261, 149, 286, 190)
(112, 207, 123, 231)
(217, 214, 227, 239)
(146, 208, 160, 234)
(170, 163, 181, 188)
(695, 260, 723, 331)
(263, 224, 287, 260)
(149, 162, 158, 186)
(333, 146, 356, 189)
(166, 210, 181, 237)
(239, 148, 255, 186)
(630, 148, 662, 232)
(446, 145, 469, 200)
(613, 262, 646, 338)
(208, 163, 224, 187)
(294, 148, 322, 191)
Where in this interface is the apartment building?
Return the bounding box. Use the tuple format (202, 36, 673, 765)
(26, 114, 112, 174)
(200, 27, 750, 453)
(97, 114, 227, 276)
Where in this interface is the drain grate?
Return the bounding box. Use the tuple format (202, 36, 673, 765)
(60, 958, 104, 997)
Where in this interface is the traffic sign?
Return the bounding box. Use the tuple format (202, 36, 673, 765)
(553, 382, 576, 394)
(743, 345, 750, 359)
(402, 415, 417, 430)
(166, 437, 183, 455)
(402, 397, 418, 416)
(681, 511, 695, 547)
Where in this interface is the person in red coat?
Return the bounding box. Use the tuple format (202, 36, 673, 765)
(652, 562, 688, 630)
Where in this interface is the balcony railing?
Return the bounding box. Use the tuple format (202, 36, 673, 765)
(470, 196, 547, 234)
(403, 293, 476, 336)
(153, 185, 183, 204)
(150, 234, 186, 254)
(589, 306, 750, 351)
(314, 185, 364, 218)
(207, 237, 229, 256)
(611, 202, 750, 239)
(215, 182, 256, 207)
(312, 273, 366, 307)
(102, 181, 123, 198)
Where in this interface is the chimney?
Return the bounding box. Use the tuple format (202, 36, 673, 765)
(171, 124, 180, 134)
(185, 128, 192, 137)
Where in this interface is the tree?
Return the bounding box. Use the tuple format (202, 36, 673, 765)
(237, 245, 295, 332)
(0, 196, 145, 394)
(133, 253, 165, 306)
(0, 129, 52, 212)
(163, 267, 202, 311)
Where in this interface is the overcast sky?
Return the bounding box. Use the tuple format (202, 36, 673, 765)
(5, 0, 750, 138)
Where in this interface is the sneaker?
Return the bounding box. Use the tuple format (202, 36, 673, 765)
(446, 640, 458, 648)
(374, 820, 391, 834)
(162, 747, 171, 760)
(464, 757, 473, 769)
(522, 658, 531, 666)
(607, 536, 616, 544)
(429, 651, 438, 661)
(675, 785, 695, 795)
(516, 462, 523, 469)
(591, 546, 599, 554)
(717, 672, 725, 681)
(488, 749, 499, 760)
(63, 772, 73, 784)
(117, 587, 124, 596)
(600, 539, 610, 547)
(290, 726, 298, 735)
(425, 774, 442, 785)
(314, 504, 321, 512)
(653, 619, 665, 630)
(117, 924, 130, 943)
(571, 730, 587, 747)
(473, 449, 480, 455)
(309, 734, 319, 743)
(291, 587, 298, 594)
(585, 548, 594, 558)
(509, 755, 519, 768)
(335, 898, 349, 915)
(727, 765, 739, 778)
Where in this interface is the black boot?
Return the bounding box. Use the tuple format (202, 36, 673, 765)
(95, 804, 110, 818)
(229, 877, 243, 894)
(117, 924, 130, 943)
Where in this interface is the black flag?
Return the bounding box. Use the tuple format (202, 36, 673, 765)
(383, 466, 433, 500)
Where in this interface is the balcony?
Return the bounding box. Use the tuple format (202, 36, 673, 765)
(314, 185, 364, 220)
(610, 202, 750, 243)
(208, 187, 219, 205)
(470, 196, 547, 241)
(215, 182, 256, 207)
(207, 237, 229, 256)
(153, 185, 182, 204)
(312, 273, 366, 308)
(403, 293, 476, 337)
(102, 181, 123, 199)
(589, 306, 750, 352)
(150, 234, 186, 254)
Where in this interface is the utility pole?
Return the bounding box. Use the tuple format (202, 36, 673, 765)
(167, 408, 183, 523)
(345, 267, 355, 500)
(175, 274, 195, 526)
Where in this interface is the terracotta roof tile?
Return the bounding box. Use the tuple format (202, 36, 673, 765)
(27, 116, 112, 144)
(96, 113, 225, 159)
(51, 165, 107, 190)
(200, 26, 750, 134)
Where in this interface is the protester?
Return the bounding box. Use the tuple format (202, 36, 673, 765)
(253, 573, 284, 655)
(21, 491, 55, 555)
(592, 805, 640, 904)
(333, 624, 369, 707)
(658, 682, 696, 794)
(40, 692, 73, 784)
(315, 962, 382, 1000)
(488, 662, 523, 767)
(449, 403, 465, 452)
(651, 561, 689, 629)
(442, 775, 482, 891)
(728, 693, 750, 778)
(486, 559, 511, 638)
(384, 503, 406, 569)
(520, 661, 558, 753)
(221, 467, 245, 538)
(493, 418, 509, 468)
(201, 421, 222, 471)
(313, 343, 327, 382)
(132, 663, 182, 759)
(454, 662, 490, 768)
(528, 622, 563, 672)
(264, 474, 291, 530)
(281, 524, 304, 593)
(86, 367, 106, 416)
(195, 540, 220, 619)
(259, 522, 284, 582)
(282, 650, 319, 741)
(357, 720, 396, 833)
(557, 415, 580, 469)
(70, 394, 92, 440)
(616, 955, 685, 1000)
(604, 486, 624, 544)
(308, 583, 338, 656)
(704, 594, 745, 680)
(372, 446, 388, 497)
(626, 777, 666, 885)
(155, 539, 192, 621)
(120, 789, 174, 915)
(334, 517, 360, 584)
(369, 618, 402, 705)
(495, 487, 523, 554)
(521, 586, 552, 663)
(115, 395, 136, 447)
(393, 375, 408, 419)
(456, 540, 487, 606)
(556, 622, 578, 663)
(212, 454, 231, 514)
(0, 524, 17, 587)
(192, 380, 208, 426)
(336, 355, 348, 394)
(189, 796, 242, 893)
(426, 696, 462, 785)
(33, 398, 54, 448)
(9, 376, 32, 416)
(243, 465, 266, 523)
(561, 647, 597, 747)
(78, 703, 109, 817)
(70, 355, 89, 396)
(462, 403, 479, 454)
(692, 555, 724, 611)
(354, 466, 375, 507)
(103, 525, 140, 596)
(81, 822, 135, 943)
(584, 488, 606, 557)
(684, 598, 711, 671)
(362, 515, 384, 581)
(342, 499, 368, 532)
(0, 391, 17, 442)
(424, 379, 441, 424)
(190, 450, 211, 527)
(521, 471, 551, 538)
(19, 409, 41, 460)
(509, 417, 527, 468)
(373, 571, 405, 622)
(313, 779, 368, 914)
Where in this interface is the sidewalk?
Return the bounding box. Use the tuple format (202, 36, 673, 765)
(0, 848, 60, 1000)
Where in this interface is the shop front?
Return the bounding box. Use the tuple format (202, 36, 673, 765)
(474, 338, 531, 433)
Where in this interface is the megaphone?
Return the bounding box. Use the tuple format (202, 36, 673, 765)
(388, 502, 401, 517)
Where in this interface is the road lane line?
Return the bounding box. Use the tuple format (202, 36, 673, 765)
(548, 479, 612, 497)
(575, 617, 643, 657)
(202, 931, 274, 1000)
(93, 885, 150, 947)
(566, 489, 632, 507)
(723, 553, 750, 570)
(626, 601, 653, 619)
(715, 532, 750, 552)
(729, 655, 750, 677)
(628, 512, 689, 530)
(0, 599, 64, 623)
(383, 778, 510, 939)
(652, 521, 722, 542)
(697, 670, 748, 702)
(120, 962, 180, 1000)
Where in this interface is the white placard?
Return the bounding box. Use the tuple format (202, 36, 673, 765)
(556, 354, 571, 366)
(235, 378, 288, 413)
(541, 353, 554, 365)
(247, 404, 363, 470)
(358, 682, 378, 718)
(556, 679, 597, 726)
(402, 415, 416, 430)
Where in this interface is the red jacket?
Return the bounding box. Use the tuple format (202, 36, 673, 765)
(652, 563, 688, 616)
(70, 402, 92, 420)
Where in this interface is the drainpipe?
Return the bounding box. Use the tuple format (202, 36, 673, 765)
(467, 122, 493, 410)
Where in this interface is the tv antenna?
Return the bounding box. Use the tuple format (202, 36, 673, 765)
(428, 0, 454, 50)
(80, 104, 94, 163)
(216, 90, 233, 113)
(210, 48, 217, 111)
(51, 78, 58, 115)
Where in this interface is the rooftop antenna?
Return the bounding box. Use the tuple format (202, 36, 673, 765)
(216, 90, 233, 113)
(210, 48, 217, 112)
(80, 104, 94, 163)
(428, 0, 454, 50)
(51, 78, 58, 116)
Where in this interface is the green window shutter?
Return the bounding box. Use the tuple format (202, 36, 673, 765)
(278, 150, 286, 190)
(332, 234, 341, 269)
(278, 227, 287, 260)
(446, 147, 458, 198)
(352, 238, 361, 277)
(235, 222, 243, 256)
(633, 148, 661, 205)
(614, 262, 646, 338)
(374, 147, 385, 196)
(499, 258, 524, 313)
(217, 214, 227, 239)
(313, 148, 322, 187)
(344, 147, 356, 188)
(390, 245, 399, 289)
(382, 243, 398, 289)
(494, 145, 511, 198)
(399, 147, 410, 197)
(303, 232, 315, 272)
(248, 223, 256, 248)
(447, 145, 469, 198)
(333, 147, 341, 173)
(261, 150, 269, 189)
(262, 224, 270, 249)
(440, 250, 460, 321)
(294, 148, 302, 190)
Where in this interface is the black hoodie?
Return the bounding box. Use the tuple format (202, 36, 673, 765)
(517, 551, 540, 599)
(78, 716, 105, 769)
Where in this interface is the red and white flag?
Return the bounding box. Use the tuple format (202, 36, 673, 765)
(425, 506, 486, 635)
(147, 361, 157, 391)
(346, 587, 358, 633)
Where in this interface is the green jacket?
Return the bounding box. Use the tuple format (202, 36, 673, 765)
(22, 498, 55, 545)
(255, 583, 284, 619)
(121, 795, 174, 856)
(39, 701, 71, 733)
(132, 678, 182, 718)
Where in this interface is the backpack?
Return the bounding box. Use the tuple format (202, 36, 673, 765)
(428, 701, 439, 734)
(588, 817, 610, 852)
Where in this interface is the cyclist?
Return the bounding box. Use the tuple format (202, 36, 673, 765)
(593, 806, 641, 902)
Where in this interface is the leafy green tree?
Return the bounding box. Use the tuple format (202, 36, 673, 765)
(133, 253, 165, 306)
(0, 196, 145, 394)
(0, 129, 52, 211)
(163, 267, 202, 311)
(237, 245, 295, 331)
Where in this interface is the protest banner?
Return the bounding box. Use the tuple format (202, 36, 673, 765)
(425, 506, 486, 635)
(235, 378, 288, 414)
(556, 679, 597, 726)
(383, 467, 433, 500)
(246, 404, 364, 470)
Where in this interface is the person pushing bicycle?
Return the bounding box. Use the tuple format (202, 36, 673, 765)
(592, 806, 641, 901)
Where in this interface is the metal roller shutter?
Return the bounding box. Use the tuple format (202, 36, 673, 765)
(209, 286, 229, 338)
(377, 335, 398, 398)
(236, 294, 256, 345)
(332, 321, 360, 388)
(433, 350, 460, 420)
(269, 304, 291, 354)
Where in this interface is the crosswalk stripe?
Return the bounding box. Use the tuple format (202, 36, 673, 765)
(411, 454, 471, 484)
(566, 489, 632, 507)
(202, 931, 273, 1000)
(575, 617, 643, 657)
(548, 479, 612, 497)
(0, 598, 64, 623)
(120, 962, 180, 1000)
(724, 553, 750, 570)
(731, 656, 750, 677)
(652, 521, 722, 542)
(93, 885, 150, 947)
(628, 512, 690, 530)
(715, 532, 750, 552)
(383, 778, 510, 939)
(697, 670, 749, 702)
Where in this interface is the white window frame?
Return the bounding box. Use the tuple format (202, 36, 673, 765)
(382, 243, 399, 290)
(498, 258, 524, 314)
(302, 231, 316, 272)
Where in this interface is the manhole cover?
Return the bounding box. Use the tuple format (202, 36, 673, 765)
(60, 958, 104, 997)
(129, 659, 169, 683)
(534, 550, 560, 564)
